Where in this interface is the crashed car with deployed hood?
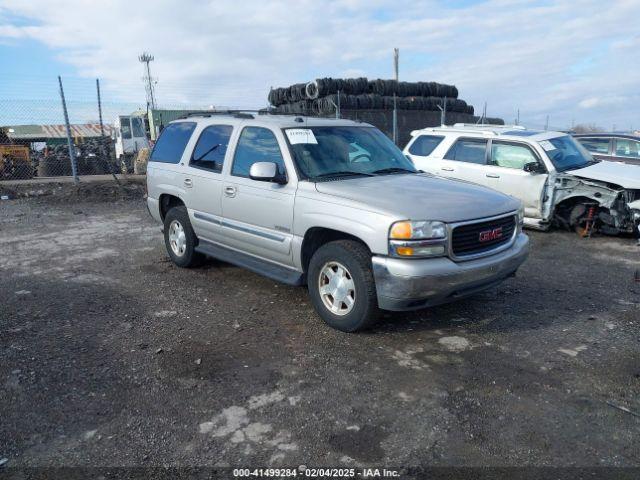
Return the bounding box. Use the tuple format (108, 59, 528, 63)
(404, 124, 640, 238)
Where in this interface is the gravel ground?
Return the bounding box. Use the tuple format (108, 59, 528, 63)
(1, 195, 639, 471)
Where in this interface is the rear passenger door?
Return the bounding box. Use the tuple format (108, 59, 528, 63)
(220, 126, 296, 266)
(184, 124, 234, 241)
(441, 137, 490, 186)
(405, 134, 445, 174)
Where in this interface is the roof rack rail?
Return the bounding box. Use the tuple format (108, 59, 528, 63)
(180, 110, 258, 119)
(180, 109, 321, 120)
(452, 123, 525, 130)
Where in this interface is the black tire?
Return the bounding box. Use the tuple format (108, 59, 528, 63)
(163, 206, 203, 268)
(307, 240, 380, 332)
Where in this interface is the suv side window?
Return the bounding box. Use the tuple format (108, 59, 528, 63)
(232, 127, 286, 177)
(578, 137, 610, 154)
(408, 135, 444, 156)
(150, 122, 196, 164)
(190, 125, 233, 173)
(614, 138, 640, 158)
(444, 138, 487, 164)
(490, 141, 540, 170)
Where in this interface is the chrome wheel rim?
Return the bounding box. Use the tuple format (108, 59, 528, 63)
(318, 261, 355, 316)
(168, 220, 187, 256)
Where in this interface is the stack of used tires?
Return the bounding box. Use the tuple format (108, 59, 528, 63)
(35, 145, 72, 177)
(268, 77, 473, 116)
(34, 137, 116, 177)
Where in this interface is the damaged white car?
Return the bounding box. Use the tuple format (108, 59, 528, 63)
(404, 124, 640, 238)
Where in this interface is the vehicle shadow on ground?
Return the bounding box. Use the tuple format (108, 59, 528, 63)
(367, 282, 582, 336)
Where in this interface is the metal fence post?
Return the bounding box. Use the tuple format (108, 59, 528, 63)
(96, 78, 121, 185)
(58, 76, 78, 182)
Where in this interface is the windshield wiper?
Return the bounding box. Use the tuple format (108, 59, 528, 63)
(371, 167, 417, 175)
(193, 144, 220, 162)
(562, 163, 591, 172)
(312, 171, 376, 180)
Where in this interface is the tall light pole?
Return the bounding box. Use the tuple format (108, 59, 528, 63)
(139, 52, 157, 110)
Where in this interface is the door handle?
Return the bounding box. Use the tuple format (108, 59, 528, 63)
(486, 173, 500, 178)
(441, 167, 454, 171)
(224, 185, 237, 197)
(184, 178, 193, 188)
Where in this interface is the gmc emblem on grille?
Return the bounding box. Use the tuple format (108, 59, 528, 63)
(479, 227, 503, 242)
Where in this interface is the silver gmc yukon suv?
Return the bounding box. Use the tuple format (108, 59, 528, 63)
(146, 113, 530, 332)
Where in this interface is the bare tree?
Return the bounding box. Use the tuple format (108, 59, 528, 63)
(573, 123, 604, 133)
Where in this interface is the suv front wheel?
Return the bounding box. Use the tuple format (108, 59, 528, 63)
(308, 240, 379, 332)
(163, 206, 203, 268)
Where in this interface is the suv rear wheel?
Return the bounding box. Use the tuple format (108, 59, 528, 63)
(163, 206, 203, 268)
(308, 240, 379, 332)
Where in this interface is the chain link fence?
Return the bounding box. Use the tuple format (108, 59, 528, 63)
(0, 76, 225, 182)
(1, 78, 116, 181)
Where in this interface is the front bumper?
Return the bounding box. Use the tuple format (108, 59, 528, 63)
(372, 233, 530, 311)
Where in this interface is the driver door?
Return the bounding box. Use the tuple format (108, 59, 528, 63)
(484, 140, 548, 219)
(220, 126, 296, 266)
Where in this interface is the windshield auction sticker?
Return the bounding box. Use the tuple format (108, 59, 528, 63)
(286, 129, 318, 145)
(539, 140, 556, 151)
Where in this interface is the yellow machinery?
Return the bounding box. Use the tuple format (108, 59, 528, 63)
(0, 144, 32, 179)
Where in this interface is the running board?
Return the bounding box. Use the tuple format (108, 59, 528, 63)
(195, 240, 304, 286)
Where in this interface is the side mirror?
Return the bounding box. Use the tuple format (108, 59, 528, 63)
(524, 162, 544, 174)
(249, 161, 286, 184)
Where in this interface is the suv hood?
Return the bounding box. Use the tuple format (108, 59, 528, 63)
(314, 174, 519, 223)
(567, 161, 640, 189)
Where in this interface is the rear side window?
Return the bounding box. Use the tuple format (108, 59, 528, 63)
(578, 137, 610, 154)
(190, 125, 233, 173)
(150, 122, 196, 164)
(445, 138, 488, 164)
(232, 127, 285, 177)
(408, 135, 444, 156)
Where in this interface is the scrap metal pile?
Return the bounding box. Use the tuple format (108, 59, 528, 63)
(268, 77, 474, 115)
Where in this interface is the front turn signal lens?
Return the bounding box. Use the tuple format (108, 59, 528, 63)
(390, 221, 413, 239)
(395, 246, 414, 256)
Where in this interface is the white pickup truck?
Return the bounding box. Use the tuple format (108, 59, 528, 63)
(404, 124, 640, 237)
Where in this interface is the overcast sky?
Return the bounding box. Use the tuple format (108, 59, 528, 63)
(1, 0, 639, 130)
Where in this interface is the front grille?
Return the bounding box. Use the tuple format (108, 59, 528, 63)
(451, 215, 516, 258)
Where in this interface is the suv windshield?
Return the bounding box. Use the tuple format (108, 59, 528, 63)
(284, 126, 417, 180)
(544, 135, 597, 172)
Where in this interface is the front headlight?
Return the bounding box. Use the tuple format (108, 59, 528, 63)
(517, 204, 525, 229)
(389, 220, 447, 258)
(390, 220, 446, 240)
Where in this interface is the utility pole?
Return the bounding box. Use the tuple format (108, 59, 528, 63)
(392, 48, 399, 145)
(139, 52, 157, 110)
(544, 115, 549, 131)
(516, 109, 520, 126)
